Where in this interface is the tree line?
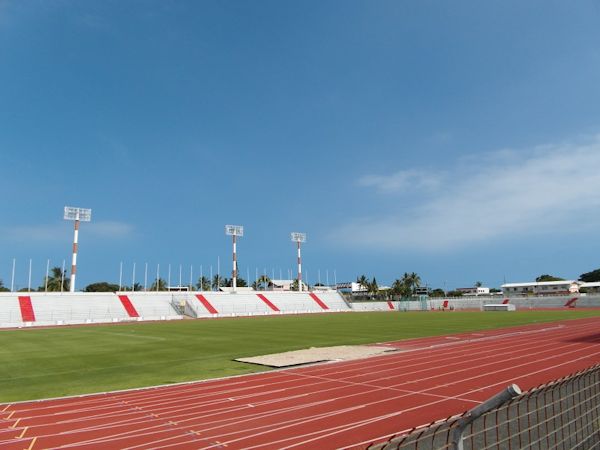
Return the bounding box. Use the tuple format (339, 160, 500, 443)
(2, 266, 600, 294)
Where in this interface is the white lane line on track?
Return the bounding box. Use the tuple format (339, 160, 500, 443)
(2, 318, 596, 448)
(0, 318, 583, 412)
(2, 333, 569, 437)
(38, 341, 600, 450)
(210, 349, 600, 450)
(29, 320, 596, 422)
(2, 320, 596, 446)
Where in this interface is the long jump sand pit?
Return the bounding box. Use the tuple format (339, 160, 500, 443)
(235, 344, 399, 367)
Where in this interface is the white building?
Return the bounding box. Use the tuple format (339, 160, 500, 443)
(268, 279, 308, 291)
(336, 282, 367, 294)
(457, 287, 490, 296)
(579, 282, 600, 294)
(501, 280, 580, 296)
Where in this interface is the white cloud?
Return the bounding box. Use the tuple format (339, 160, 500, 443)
(335, 135, 600, 251)
(87, 221, 134, 238)
(358, 169, 442, 194)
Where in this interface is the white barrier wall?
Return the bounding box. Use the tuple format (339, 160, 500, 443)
(349, 295, 600, 311)
(0, 290, 351, 328)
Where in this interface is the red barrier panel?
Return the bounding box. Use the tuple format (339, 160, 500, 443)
(18, 296, 36, 322)
(195, 294, 218, 314)
(118, 295, 139, 318)
(565, 297, 578, 308)
(309, 293, 329, 310)
(257, 294, 280, 312)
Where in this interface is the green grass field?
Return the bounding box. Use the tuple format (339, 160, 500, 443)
(2, 310, 600, 403)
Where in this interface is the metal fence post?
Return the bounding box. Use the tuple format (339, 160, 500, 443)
(450, 384, 521, 450)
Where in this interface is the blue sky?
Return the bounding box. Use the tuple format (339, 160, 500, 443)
(2, 0, 600, 290)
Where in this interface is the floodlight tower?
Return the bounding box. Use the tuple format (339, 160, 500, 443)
(225, 225, 244, 292)
(291, 232, 306, 292)
(64, 206, 92, 292)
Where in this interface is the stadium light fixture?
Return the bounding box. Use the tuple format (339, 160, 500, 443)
(225, 225, 244, 292)
(291, 232, 306, 292)
(64, 206, 92, 292)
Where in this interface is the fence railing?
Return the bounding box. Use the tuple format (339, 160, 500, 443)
(367, 364, 600, 450)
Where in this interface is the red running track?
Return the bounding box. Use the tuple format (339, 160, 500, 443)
(2, 317, 600, 450)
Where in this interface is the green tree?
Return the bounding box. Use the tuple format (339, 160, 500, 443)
(252, 275, 270, 291)
(356, 275, 369, 292)
(391, 277, 411, 297)
(224, 277, 247, 288)
(447, 290, 464, 297)
(84, 282, 120, 292)
(196, 276, 211, 291)
(408, 272, 421, 293)
(535, 274, 565, 282)
(474, 281, 483, 287)
(368, 277, 379, 296)
(41, 267, 69, 292)
(579, 269, 600, 283)
(0, 279, 9, 292)
(429, 288, 446, 297)
(212, 274, 227, 290)
(150, 278, 167, 291)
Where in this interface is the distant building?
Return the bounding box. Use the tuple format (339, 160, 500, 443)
(268, 279, 308, 291)
(579, 282, 600, 294)
(457, 287, 490, 296)
(336, 282, 367, 294)
(501, 280, 580, 296)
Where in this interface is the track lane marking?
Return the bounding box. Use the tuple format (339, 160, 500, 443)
(2, 316, 596, 450)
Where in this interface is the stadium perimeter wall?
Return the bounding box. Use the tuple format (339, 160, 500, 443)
(350, 294, 600, 312)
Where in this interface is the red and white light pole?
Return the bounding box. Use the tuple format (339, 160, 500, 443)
(64, 206, 92, 292)
(291, 232, 306, 292)
(225, 225, 244, 292)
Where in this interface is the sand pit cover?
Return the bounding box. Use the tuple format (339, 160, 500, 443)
(235, 345, 397, 368)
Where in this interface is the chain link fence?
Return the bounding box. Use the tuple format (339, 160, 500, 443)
(367, 364, 600, 450)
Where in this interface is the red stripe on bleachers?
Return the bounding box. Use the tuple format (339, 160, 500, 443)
(256, 294, 280, 312)
(195, 294, 218, 314)
(18, 296, 36, 322)
(309, 293, 329, 310)
(502, 298, 510, 305)
(387, 301, 394, 310)
(118, 295, 139, 317)
(565, 297, 578, 308)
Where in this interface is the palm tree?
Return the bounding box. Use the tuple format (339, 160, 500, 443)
(212, 274, 226, 291)
(357, 275, 369, 292)
(225, 277, 247, 288)
(252, 275, 270, 291)
(368, 277, 379, 297)
(42, 267, 69, 292)
(391, 278, 411, 297)
(150, 278, 167, 291)
(408, 272, 421, 293)
(196, 276, 211, 291)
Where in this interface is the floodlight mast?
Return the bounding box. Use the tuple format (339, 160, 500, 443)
(291, 232, 306, 292)
(64, 206, 92, 292)
(225, 225, 244, 292)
